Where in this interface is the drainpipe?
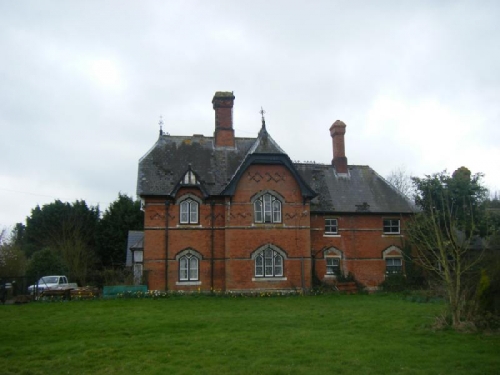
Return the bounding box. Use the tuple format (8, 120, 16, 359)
(210, 200, 215, 291)
(165, 200, 170, 291)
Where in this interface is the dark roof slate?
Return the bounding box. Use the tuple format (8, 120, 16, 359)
(137, 135, 255, 196)
(137, 133, 414, 214)
(295, 164, 414, 213)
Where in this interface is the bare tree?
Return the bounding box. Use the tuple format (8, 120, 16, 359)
(47, 217, 96, 285)
(407, 198, 483, 327)
(407, 168, 488, 329)
(386, 165, 415, 200)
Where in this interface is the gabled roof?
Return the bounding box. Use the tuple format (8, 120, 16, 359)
(137, 134, 255, 196)
(295, 164, 414, 213)
(221, 126, 316, 199)
(137, 127, 414, 213)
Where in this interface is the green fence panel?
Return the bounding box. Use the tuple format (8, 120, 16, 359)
(102, 285, 148, 298)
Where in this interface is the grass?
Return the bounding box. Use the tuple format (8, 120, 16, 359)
(0, 294, 499, 374)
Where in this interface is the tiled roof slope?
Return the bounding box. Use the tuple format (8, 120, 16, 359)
(137, 134, 414, 214)
(295, 163, 414, 213)
(138, 134, 256, 196)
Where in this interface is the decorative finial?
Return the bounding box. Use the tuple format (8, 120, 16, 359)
(260, 107, 266, 129)
(159, 115, 164, 136)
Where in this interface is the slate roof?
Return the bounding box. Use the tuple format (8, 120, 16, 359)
(295, 164, 414, 213)
(137, 134, 255, 196)
(137, 129, 414, 214)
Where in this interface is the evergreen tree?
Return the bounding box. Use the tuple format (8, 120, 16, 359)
(96, 194, 143, 267)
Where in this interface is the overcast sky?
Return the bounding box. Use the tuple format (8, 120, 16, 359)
(1, 1, 499, 230)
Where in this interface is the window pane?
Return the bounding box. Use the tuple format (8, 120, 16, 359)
(274, 265, 283, 276)
(189, 257, 198, 280)
(274, 256, 282, 266)
(256, 256, 263, 266)
(254, 201, 263, 222)
(383, 219, 400, 233)
(273, 200, 281, 223)
(190, 202, 198, 223)
(325, 219, 338, 233)
(180, 202, 189, 223)
(180, 257, 188, 280)
(275, 255, 283, 276)
(265, 266, 273, 276)
(264, 195, 272, 222)
(256, 266, 263, 276)
(386, 258, 402, 273)
(255, 253, 263, 276)
(326, 257, 340, 274)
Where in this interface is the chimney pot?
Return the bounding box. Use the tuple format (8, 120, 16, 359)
(330, 120, 348, 173)
(212, 91, 235, 148)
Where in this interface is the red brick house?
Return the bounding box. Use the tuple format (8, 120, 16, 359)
(136, 91, 413, 292)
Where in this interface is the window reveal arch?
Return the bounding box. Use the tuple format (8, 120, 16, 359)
(254, 247, 284, 277)
(179, 253, 199, 281)
(180, 198, 199, 224)
(254, 193, 282, 223)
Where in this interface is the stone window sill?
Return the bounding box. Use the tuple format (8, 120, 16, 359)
(176, 281, 201, 286)
(252, 277, 287, 282)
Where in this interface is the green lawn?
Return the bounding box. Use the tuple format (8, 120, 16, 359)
(0, 294, 498, 375)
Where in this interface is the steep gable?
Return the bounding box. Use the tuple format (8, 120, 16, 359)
(221, 123, 316, 199)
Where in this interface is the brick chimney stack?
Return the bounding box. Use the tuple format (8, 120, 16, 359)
(330, 120, 348, 174)
(212, 91, 235, 148)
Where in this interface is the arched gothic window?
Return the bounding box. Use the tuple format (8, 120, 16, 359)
(180, 199, 199, 224)
(254, 193, 281, 223)
(255, 248, 284, 277)
(179, 253, 199, 281)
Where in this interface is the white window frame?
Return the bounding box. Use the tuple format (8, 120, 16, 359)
(383, 219, 400, 234)
(326, 257, 341, 275)
(180, 199, 199, 224)
(179, 253, 199, 281)
(385, 257, 403, 274)
(325, 218, 338, 234)
(254, 248, 284, 278)
(254, 193, 282, 224)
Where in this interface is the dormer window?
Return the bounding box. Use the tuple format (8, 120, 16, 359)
(254, 193, 282, 223)
(182, 169, 198, 185)
(180, 199, 199, 224)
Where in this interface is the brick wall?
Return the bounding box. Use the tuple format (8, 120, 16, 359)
(142, 167, 410, 291)
(310, 214, 409, 286)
